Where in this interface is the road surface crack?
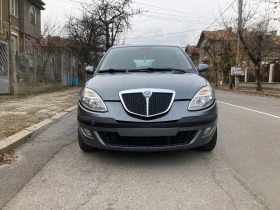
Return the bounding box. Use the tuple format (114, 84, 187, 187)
(202, 157, 238, 210)
(202, 152, 270, 210)
(79, 166, 113, 208)
(233, 174, 270, 210)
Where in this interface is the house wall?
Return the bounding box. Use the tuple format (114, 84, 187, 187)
(0, 0, 20, 94)
(12, 82, 62, 95)
(18, 0, 41, 39)
(0, 0, 9, 41)
(0, 0, 19, 42)
(13, 48, 80, 94)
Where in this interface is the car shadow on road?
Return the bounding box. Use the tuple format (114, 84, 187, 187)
(80, 148, 216, 169)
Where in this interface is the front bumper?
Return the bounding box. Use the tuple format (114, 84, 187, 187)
(77, 100, 217, 151)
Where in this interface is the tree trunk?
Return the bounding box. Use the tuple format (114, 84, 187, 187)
(256, 65, 262, 91)
(105, 24, 110, 50)
(214, 63, 218, 87)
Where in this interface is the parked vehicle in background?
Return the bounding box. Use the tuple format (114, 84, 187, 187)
(77, 45, 217, 152)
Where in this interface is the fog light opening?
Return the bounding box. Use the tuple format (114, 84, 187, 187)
(203, 127, 212, 136)
(81, 127, 93, 138)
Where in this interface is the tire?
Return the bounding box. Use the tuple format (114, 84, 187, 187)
(78, 129, 98, 152)
(198, 129, 217, 151)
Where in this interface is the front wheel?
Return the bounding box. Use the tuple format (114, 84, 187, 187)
(198, 129, 217, 151)
(78, 129, 98, 152)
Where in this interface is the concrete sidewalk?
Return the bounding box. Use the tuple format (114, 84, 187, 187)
(0, 87, 81, 154)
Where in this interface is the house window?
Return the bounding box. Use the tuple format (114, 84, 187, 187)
(29, 6, 36, 25)
(10, 0, 16, 16)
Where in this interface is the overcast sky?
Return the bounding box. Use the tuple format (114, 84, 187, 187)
(41, 0, 279, 46)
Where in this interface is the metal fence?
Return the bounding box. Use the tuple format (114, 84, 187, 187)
(0, 41, 9, 94)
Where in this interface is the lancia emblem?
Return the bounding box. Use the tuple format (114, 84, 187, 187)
(143, 91, 152, 98)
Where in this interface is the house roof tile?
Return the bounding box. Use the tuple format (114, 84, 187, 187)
(196, 28, 236, 47)
(203, 30, 236, 41)
(186, 45, 200, 54)
(40, 36, 71, 47)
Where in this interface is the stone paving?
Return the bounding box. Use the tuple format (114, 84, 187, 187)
(0, 87, 81, 141)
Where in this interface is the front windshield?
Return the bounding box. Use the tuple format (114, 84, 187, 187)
(98, 46, 196, 73)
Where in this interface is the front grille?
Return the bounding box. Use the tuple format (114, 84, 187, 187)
(98, 131, 197, 147)
(120, 89, 175, 118)
(121, 93, 146, 116)
(149, 93, 173, 116)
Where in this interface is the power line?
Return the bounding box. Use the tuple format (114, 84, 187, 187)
(46, 0, 235, 45)
(127, 0, 236, 42)
(187, 0, 237, 46)
(141, 14, 214, 24)
(126, 28, 206, 40)
(59, 0, 214, 21)
(133, 1, 202, 16)
(144, 11, 213, 20)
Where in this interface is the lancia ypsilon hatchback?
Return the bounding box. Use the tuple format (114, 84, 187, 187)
(77, 45, 217, 152)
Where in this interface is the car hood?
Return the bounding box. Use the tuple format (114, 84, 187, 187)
(86, 73, 207, 100)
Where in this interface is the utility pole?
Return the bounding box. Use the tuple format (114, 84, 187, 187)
(234, 0, 243, 89)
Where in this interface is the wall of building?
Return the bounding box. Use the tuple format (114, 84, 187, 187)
(12, 82, 62, 95)
(11, 48, 81, 94)
(18, 0, 41, 39)
(239, 82, 280, 90)
(0, 0, 19, 41)
(0, 1, 9, 41)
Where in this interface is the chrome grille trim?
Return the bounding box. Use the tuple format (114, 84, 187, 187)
(119, 89, 176, 118)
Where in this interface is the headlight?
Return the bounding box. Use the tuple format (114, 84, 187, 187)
(188, 86, 215, 111)
(79, 88, 107, 112)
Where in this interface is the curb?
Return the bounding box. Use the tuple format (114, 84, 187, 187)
(0, 105, 77, 155)
(215, 88, 280, 98)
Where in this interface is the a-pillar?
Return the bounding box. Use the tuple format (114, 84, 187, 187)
(269, 63, 275, 83)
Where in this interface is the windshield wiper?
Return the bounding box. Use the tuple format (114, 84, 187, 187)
(98, 69, 127, 73)
(127, 68, 188, 73)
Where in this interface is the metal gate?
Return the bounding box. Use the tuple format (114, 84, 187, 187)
(0, 41, 10, 94)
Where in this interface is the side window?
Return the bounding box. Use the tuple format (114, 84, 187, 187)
(29, 6, 36, 25)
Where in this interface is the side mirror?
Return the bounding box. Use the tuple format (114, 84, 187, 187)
(85, 66, 95, 74)
(197, 64, 209, 73)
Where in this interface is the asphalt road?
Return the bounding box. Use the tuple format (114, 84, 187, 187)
(1, 91, 280, 210)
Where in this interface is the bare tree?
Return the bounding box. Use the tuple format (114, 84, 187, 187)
(198, 29, 236, 87)
(223, 0, 275, 91)
(65, 0, 141, 67)
(65, 14, 104, 66)
(87, 0, 141, 50)
(238, 25, 275, 91)
(34, 18, 64, 82)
